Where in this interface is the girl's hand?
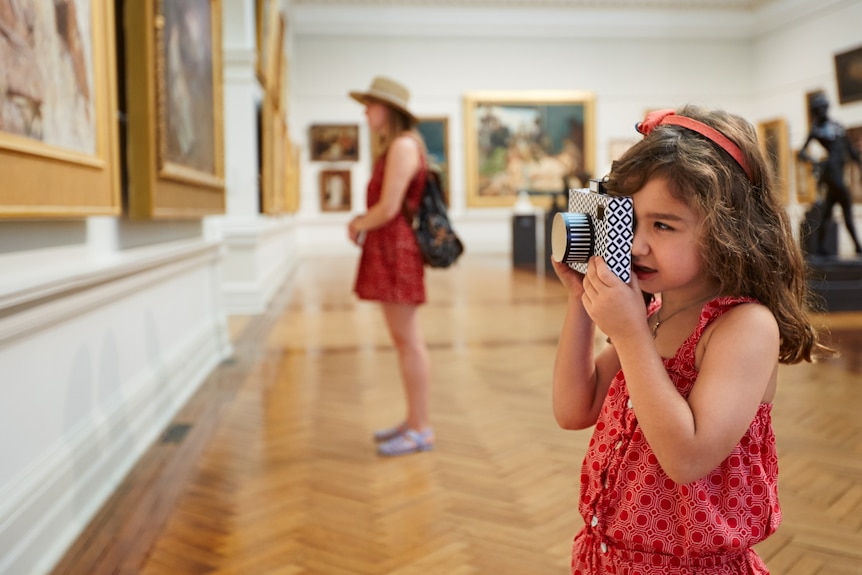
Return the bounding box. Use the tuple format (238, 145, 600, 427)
(551, 259, 586, 295)
(582, 256, 646, 340)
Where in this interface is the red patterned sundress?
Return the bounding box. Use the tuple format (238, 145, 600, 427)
(571, 297, 781, 575)
(354, 145, 426, 304)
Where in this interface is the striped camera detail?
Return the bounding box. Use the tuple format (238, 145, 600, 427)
(560, 213, 593, 263)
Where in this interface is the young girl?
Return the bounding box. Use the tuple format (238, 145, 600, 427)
(347, 76, 434, 457)
(552, 105, 831, 574)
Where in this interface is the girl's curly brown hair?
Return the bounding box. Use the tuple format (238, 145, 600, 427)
(604, 104, 832, 364)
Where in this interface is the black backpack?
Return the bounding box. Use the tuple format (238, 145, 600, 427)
(405, 169, 464, 268)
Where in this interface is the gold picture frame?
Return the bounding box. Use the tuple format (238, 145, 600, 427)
(255, 0, 277, 87)
(319, 169, 352, 212)
(284, 138, 301, 213)
(260, 94, 288, 214)
(795, 153, 819, 205)
(0, 0, 120, 217)
(756, 118, 790, 204)
(463, 90, 596, 208)
(125, 0, 225, 219)
(309, 124, 359, 162)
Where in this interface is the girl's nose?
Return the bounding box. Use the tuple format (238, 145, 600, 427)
(630, 223, 648, 256)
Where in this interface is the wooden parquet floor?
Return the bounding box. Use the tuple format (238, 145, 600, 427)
(51, 254, 862, 574)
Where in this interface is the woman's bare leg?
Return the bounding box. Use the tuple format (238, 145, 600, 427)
(381, 302, 432, 434)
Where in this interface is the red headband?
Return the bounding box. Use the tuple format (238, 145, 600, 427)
(635, 109, 754, 182)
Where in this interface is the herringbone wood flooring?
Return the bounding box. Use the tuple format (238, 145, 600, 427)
(52, 255, 862, 574)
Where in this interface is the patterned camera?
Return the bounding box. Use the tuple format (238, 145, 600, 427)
(551, 180, 634, 283)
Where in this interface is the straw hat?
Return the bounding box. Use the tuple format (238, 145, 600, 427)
(349, 76, 417, 123)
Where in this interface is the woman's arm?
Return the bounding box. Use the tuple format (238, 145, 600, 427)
(349, 135, 421, 234)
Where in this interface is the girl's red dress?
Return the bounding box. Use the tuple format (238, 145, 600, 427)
(572, 297, 781, 575)
(354, 148, 426, 304)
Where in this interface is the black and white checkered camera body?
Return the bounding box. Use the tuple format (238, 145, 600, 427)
(554, 179, 634, 283)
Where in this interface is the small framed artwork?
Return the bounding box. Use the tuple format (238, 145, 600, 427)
(463, 90, 595, 207)
(416, 117, 450, 205)
(319, 169, 351, 212)
(756, 118, 790, 203)
(834, 44, 862, 105)
(309, 124, 359, 162)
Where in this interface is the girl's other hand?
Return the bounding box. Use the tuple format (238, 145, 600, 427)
(551, 259, 586, 295)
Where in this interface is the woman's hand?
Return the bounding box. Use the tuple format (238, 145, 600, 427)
(581, 256, 646, 341)
(348, 216, 364, 246)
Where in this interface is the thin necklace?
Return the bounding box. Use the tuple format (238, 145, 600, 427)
(651, 294, 718, 338)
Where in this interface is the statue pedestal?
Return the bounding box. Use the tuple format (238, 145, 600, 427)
(807, 255, 862, 311)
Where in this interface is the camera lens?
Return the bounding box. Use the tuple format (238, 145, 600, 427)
(551, 212, 594, 264)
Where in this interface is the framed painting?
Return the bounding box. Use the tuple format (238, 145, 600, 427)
(259, 95, 287, 214)
(261, 5, 285, 110)
(417, 117, 450, 206)
(284, 138, 301, 213)
(794, 153, 818, 205)
(254, 0, 275, 85)
(834, 44, 862, 105)
(309, 124, 359, 162)
(319, 169, 351, 212)
(463, 90, 595, 207)
(756, 118, 790, 203)
(125, 0, 225, 218)
(0, 0, 120, 217)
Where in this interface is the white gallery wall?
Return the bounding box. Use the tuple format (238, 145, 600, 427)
(290, 0, 862, 256)
(1, 1, 861, 574)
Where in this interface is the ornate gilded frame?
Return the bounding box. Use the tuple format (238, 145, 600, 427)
(125, 0, 225, 218)
(463, 90, 595, 208)
(0, 1, 120, 217)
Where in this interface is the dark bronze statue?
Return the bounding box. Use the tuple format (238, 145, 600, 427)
(798, 93, 862, 256)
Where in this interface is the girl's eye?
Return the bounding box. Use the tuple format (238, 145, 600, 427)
(654, 221, 672, 231)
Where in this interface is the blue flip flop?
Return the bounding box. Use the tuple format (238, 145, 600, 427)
(377, 429, 434, 457)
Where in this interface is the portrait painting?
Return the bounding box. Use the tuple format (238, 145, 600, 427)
(125, 0, 224, 218)
(756, 118, 789, 203)
(0, 0, 97, 154)
(417, 117, 450, 205)
(834, 44, 862, 105)
(158, 0, 216, 176)
(320, 169, 351, 212)
(309, 124, 359, 162)
(463, 91, 595, 207)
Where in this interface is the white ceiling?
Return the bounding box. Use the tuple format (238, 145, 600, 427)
(292, 0, 775, 8)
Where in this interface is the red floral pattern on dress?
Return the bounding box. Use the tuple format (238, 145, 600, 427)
(571, 297, 780, 575)
(354, 150, 426, 304)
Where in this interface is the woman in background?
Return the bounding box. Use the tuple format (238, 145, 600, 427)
(347, 76, 433, 457)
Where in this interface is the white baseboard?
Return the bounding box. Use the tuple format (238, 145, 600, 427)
(0, 320, 227, 575)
